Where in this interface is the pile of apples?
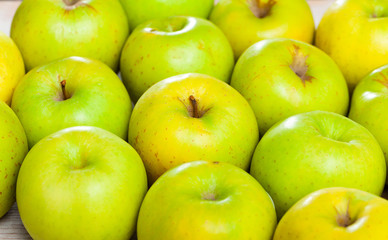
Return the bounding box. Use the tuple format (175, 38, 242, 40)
(1, 0, 388, 239)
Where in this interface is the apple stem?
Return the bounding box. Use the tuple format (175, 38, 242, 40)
(61, 80, 70, 100)
(189, 95, 199, 118)
(336, 200, 353, 227)
(251, 0, 277, 18)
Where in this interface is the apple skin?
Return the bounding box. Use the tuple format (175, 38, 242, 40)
(0, 101, 28, 218)
(120, 16, 234, 102)
(231, 38, 349, 134)
(273, 187, 388, 240)
(11, 57, 131, 148)
(315, 0, 388, 91)
(250, 111, 386, 218)
(16, 126, 148, 240)
(0, 31, 24, 105)
(128, 73, 259, 183)
(348, 65, 388, 184)
(137, 160, 277, 240)
(11, 0, 129, 71)
(209, 0, 315, 58)
(119, 0, 214, 30)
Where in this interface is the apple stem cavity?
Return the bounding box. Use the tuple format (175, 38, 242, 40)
(289, 45, 313, 86)
(202, 192, 217, 201)
(189, 95, 200, 118)
(60, 80, 71, 100)
(335, 201, 355, 228)
(250, 0, 277, 18)
(62, 0, 86, 10)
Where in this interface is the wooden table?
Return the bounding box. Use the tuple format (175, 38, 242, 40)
(3, 0, 386, 239)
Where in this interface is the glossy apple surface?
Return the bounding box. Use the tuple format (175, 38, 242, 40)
(231, 38, 349, 134)
(120, 16, 234, 102)
(316, 0, 388, 91)
(210, 0, 314, 58)
(138, 161, 277, 240)
(0, 101, 28, 218)
(128, 73, 259, 183)
(349, 64, 388, 183)
(11, 0, 129, 71)
(274, 187, 388, 240)
(17, 126, 147, 240)
(0, 31, 24, 105)
(119, 0, 214, 30)
(250, 111, 386, 218)
(11, 57, 131, 148)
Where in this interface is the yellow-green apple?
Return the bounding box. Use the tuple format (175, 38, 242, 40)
(137, 160, 277, 240)
(128, 73, 259, 183)
(11, 0, 129, 71)
(120, 16, 234, 102)
(274, 187, 388, 240)
(349, 65, 388, 183)
(250, 111, 386, 218)
(210, 0, 315, 58)
(119, 0, 214, 30)
(11, 57, 131, 148)
(17, 126, 147, 240)
(0, 101, 28, 218)
(0, 31, 24, 105)
(231, 38, 349, 134)
(316, 0, 388, 91)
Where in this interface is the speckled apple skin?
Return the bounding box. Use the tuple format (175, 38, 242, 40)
(128, 73, 259, 184)
(210, 0, 315, 58)
(349, 65, 388, 184)
(11, 57, 131, 148)
(120, 16, 235, 102)
(0, 101, 28, 218)
(11, 0, 129, 71)
(250, 111, 386, 218)
(119, 0, 214, 30)
(316, 0, 388, 91)
(231, 39, 349, 134)
(0, 31, 24, 105)
(138, 161, 277, 240)
(274, 187, 388, 240)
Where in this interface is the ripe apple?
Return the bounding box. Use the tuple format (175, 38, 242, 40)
(231, 38, 349, 134)
(349, 65, 388, 183)
(119, 0, 214, 30)
(128, 73, 259, 183)
(250, 111, 386, 218)
(273, 187, 388, 240)
(0, 31, 24, 105)
(0, 101, 28, 218)
(209, 0, 315, 58)
(137, 160, 277, 240)
(17, 126, 147, 240)
(11, 0, 129, 71)
(120, 16, 234, 102)
(315, 0, 388, 91)
(11, 57, 131, 148)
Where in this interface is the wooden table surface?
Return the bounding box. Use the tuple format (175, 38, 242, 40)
(2, 0, 387, 239)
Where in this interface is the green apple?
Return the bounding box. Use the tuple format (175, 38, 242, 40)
(17, 126, 147, 240)
(128, 73, 259, 183)
(137, 160, 277, 240)
(231, 38, 349, 134)
(0, 101, 28, 218)
(349, 65, 388, 184)
(316, 0, 388, 91)
(274, 187, 388, 240)
(120, 16, 234, 102)
(11, 0, 129, 71)
(11, 57, 131, 148)
(210, 0, 315, 58)
(0, 30, 24, 105)
(250, 111, 386, 218)
(119, 0, 214, 30)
